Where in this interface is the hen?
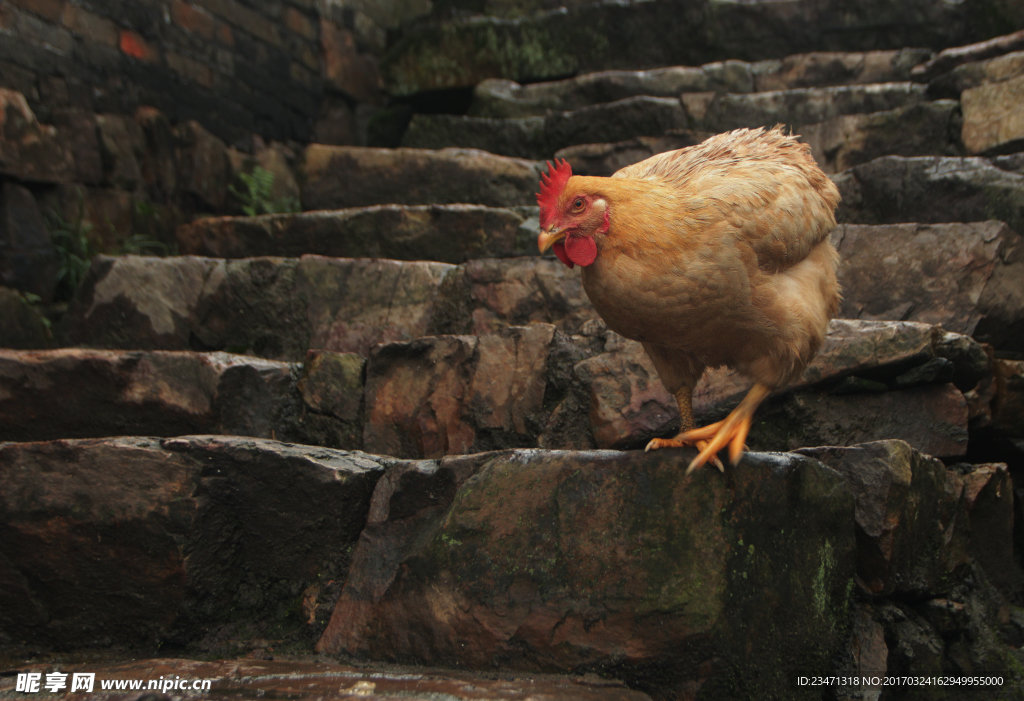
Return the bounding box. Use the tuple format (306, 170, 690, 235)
(537, 127, 841, 472)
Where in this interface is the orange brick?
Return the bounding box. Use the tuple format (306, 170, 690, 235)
(7, 0, 64, 23)
(171, 0, 215, 40)
(120, 29, 159, 62)
(284, 6, 315, 41)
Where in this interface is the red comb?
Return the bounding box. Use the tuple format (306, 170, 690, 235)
(536, 159, 572, 229)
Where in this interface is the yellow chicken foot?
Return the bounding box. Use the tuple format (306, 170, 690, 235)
(645, 435, 725, 471)
(644, 383, 724, 470)
(677, 383, 772, 474)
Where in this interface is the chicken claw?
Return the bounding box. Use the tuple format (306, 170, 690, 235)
(646, 383, 772, 474)
(645, 436, 725, 471)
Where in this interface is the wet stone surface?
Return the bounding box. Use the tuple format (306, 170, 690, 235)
(0, 658, 653, 700)
(318, 447, 856, 700)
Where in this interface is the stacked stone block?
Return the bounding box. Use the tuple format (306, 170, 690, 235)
(0, 0, 324, 145)
(2, 5, 1024, 699)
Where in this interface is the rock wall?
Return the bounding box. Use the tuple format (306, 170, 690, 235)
(0, 0, 327, 146)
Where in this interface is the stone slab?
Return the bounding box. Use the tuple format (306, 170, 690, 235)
(691, 82, 928, 133)
(800, 100, 962, 174)
(0, 436, 387, 649)
(962, 73, 1024, 155)
(381, 0, 998, 95)
(833, 155, 1024, 242)
(912, 29, 1024, 82)
(364, 318, 980, 459)
(467, 50, 933, 119)
(582, 319, 976, 457)
(318, 447, 856, 701)
(831, 221, 1024, 351)
(363, 324, 555, 459)
(797, 441, 968, 596)
(57, 255, 455, 360)
(177, 205, 528, 262)
(301, 145, 543, 210)
(928, 49, 1024, 98)
(0, 348, 365, 449)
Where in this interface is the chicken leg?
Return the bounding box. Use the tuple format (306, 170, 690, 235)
(644, 384, 725, 470)
(646, 383, 772, 474)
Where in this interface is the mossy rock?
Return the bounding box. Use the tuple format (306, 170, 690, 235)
(324, 448, 856, 700)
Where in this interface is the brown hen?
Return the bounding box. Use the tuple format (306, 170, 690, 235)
(537, 127, 841, 472)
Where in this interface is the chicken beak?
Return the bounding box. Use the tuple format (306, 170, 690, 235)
(537, 227, 565, 253)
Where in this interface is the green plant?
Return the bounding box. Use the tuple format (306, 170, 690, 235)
(48, 200, 96, 298)
(18, 292, 52, 332)
(229, 166, 300, 216)
(119, 233, 170, 256)
(130, 200, 178, 256)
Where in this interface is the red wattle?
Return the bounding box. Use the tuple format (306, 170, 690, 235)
(552, 240, 574, 268)
(565, 234, 597, 267)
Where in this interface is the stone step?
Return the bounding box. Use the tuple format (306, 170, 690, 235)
(403, 96, 688, 160)
(799, 100, 962, 174)
(380, 0, 1001, 95)
(926, 49, 1024, 99)
(54, 220, 1024, 360)
(957, 55, 1024, 156)
(834, 155, 1024, 234)
(686, 82, 929, 133)
(551, 103, 963, 178)
(0, 659, 652, 700)
(5, 319, 1002, 463)
(403, 38, 1024, 172)
(468, 50, 933, 118)
(176, 204, 539, 262)
(317, 438, 1015, 694)
(1, 435, 1016, 687)
(54, 254, 582, 360)
(0, 348, 363, 449)
(830, 221, 1024, 350)
(362, 319, 988, 460)
(397, 31, 1024, 167)
(912, 28, 1024, 82)
(299, 145, 544, 211)
(552, 132, 713, 178)
(913, 45, 1024, 156)
(0, 435, 389, 653)
(400, 84, 931, 160)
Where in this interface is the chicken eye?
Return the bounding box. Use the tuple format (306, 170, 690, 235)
(572, 198, 585, 212)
